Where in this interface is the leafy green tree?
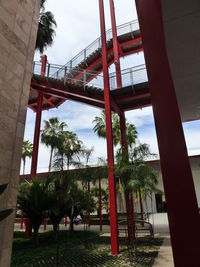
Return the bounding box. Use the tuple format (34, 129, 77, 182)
(21, 140, 33, 175)
(93, 111, 137, 212)
(18, 178, 54, 246)
(116, 144, 158, 220)
(41, 117, 67, 172)
(91, 185, 109, 216)
(47, 174, 72, 239)
(66, 182, 95, 231)
(54, 130, 83, 171)
(35, 0, 57, 53)
(93, 110, 137, 147)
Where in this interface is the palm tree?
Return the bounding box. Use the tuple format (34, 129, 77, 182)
(48, 174, 72, 239)
(18, 178, 54, 246)
(116, 143, 158, 221)
(35, 0, 57, 53)
(22, 140, 33, 175)
(54, 130, 83, 171)
(41, 117, 67, 172)
(66, 182, 94, 232)
(93, 111, 138, 213)
(93, 110, 138, 147)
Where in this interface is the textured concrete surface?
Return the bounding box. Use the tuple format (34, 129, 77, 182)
(153, 236, 174, 267)
(0, 0, 41, 266)
(161, 0, 200, 121)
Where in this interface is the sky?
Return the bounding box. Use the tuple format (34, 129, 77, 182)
(21, 0, 200, 174)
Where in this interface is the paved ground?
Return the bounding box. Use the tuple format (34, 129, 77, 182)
(15, 213, 170, 234)
(15, 213, 173, 266)
(153, 235, 174, 267)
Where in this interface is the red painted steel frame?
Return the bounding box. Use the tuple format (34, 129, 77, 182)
(99, 177, 102, 232)
(99, 0, 119, 255)
(30, 55, 47, 178)
(88, 181, 90, 228)
(20, 211, 24, 230)
(43, 217, 47, 231)
(109, 0, 122, 88)
(109, 0, 135, 239)
(135, 0, 200, 266)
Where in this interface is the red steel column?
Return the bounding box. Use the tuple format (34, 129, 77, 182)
(99, 0, 119, 255)
(99, 177, 102, 232)
(109, 0, 135, 240)
(135, 0, 200, 266)
(88, 181, 90, 228)
(20, 211, 24, 230)
(30, 55, 47, 178)
(43, 217, 47, 231)
(109, 0, 122, 88)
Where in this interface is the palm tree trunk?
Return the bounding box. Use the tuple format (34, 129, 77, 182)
(49, 147, 54, 172)
(67, 158, 70, 170)
(118, 177, 125, 212)
(33, 228, 39, 247)
(70, 201, 74, 232)
(139, 188, 144, 223)
(88, 181, 90, 227)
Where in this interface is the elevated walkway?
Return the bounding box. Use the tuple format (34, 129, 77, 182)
(29, 20, 150, 113)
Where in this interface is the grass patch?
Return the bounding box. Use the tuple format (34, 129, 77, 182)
(12, 231, 163, 267)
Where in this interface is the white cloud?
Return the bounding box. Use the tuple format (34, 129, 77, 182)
(22, 1, 200, 174)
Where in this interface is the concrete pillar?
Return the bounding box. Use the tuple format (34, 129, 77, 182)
(0, 1, 41, 266)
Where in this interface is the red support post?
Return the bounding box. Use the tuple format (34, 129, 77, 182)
(30, 55, 47, 178)
(99, 0, 119, 255)
(109, 0, 135, 241)
(99, 177, 102, 232)
(109, 0, 122, 88)
(44, 217, 47, 231)
(135, 0, 200, 266)
(88, 181, 90, 228)
(20, 211, 24, 230)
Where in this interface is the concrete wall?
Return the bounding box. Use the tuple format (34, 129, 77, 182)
(0, 1, 40, 266)
(161, 0, 200, 121)
(138, 156, 200, 214)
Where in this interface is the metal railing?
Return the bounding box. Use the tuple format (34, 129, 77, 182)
(32, 62, 147, 91)
(109, 65, 148, 90)
(52, 20, 139, 78)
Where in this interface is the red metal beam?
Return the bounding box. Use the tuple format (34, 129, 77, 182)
(88, 181, 90, 228)
(99, 177, 102, 232)
(136, 0, 200, 266)
(109, 0, 122, 88)
(31, 82, 105, 106)
(30, 91, 43, 178)
(99, 0, 119, 255)
(30, 55, 47, 178)
(120, 37, 142, 50)
(43, 96, 55, 107)
(110, 0, 135, 241)
(31, 83, 106, 110)
(71, 41, 143, 84)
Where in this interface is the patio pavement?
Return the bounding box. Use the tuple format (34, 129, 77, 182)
(15, 213, 174, 266)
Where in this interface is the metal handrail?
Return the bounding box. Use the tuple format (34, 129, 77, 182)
(32, 61, 147, 91)
(52, 20, 139, 77)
